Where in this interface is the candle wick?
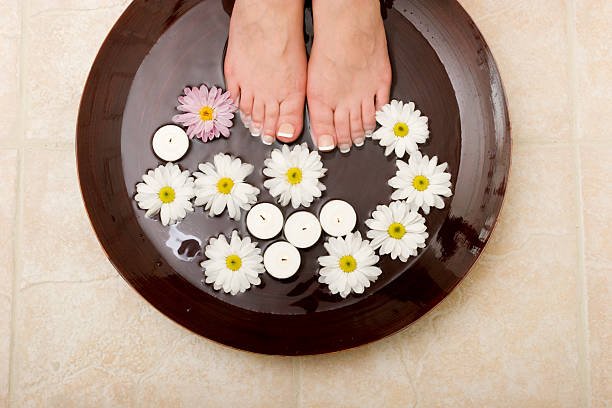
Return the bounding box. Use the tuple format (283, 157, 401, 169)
(281, 258, 287, 262)
(337, 218, 341, 223)
(302, 227, 307, 231)
(260, 214, 266, 221)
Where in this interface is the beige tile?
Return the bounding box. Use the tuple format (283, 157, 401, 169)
(22, 0, 130, 145)
(0, 150, 19, 407)
(11, 276, 296, 407)
(580, 143, 612, 408)
(299, 143, 583, 406)
(15, 148, 296, 407)
(300, 337, 417, 407)
(394, 229, 582, 407)
(0, 0, 21, 147)
(575, 0, 612, 141)
(20, 149, 115, 285)
(458, 0, 572, 142)
(0, 0, 20, 35)
(484, 143, 577, 255)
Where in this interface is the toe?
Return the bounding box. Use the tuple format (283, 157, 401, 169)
(250, 99, 265, 137)
(239, 91, 254, 118)
(226, 79, 240, 106)
(362, 98, 377, 137)
(349, 105, 365, 147)
(308, 101, 336, 152)
(334, 108, 352, 154)
(223, 60, 240, 101)
(262, 101, 280, 145)
(375, 86, 390, 111)
(276, 94, 305, 143)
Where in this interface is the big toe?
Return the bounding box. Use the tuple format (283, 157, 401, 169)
(275, 93, 305, 143)
(308, 100, 336, 152)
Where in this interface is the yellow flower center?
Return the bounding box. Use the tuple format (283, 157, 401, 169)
(388, 222, 406, 239)
(158, 186, 176, 204)
(286, 167, 303, 185)
(216, 177, 234, 194)
(199, 106, 215, 122)
(339, 255, 358, 273)
(225, 255, 242, 272)
(412, 175, 430, 192)
(393, 122, 409, 137)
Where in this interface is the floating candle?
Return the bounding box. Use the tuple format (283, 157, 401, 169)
(246, 203, 284, 240)
(263, 241, 301, 279)
(319, 200, 357, 237)
(284, 211, 322, 249)
(152, 124, 190, 162)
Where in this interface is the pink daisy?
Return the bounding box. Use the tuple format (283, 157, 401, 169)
(172, 85, 238, 142)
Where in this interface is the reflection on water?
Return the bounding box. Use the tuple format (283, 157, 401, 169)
(165, 225, 202, 262)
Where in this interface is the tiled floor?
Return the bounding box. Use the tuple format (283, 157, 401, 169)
(0, 0, 610, 407)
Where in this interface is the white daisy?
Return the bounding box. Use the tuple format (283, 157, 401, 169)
(318, 231, 382, 298)
(388, 151, 453, 214)
(372, 100, 429, 158)
(193, 153, 260, 220)
(365, 201, 428, 262)
(263, 143, 327, 209)
(201, 230, 265, 295)
(134, 163, 195, 226)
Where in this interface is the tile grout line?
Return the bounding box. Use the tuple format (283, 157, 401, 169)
(573, 136, 591, 408)
(7, 0, 28, 405)
(565, 0, 591, 406)
(295, 357, 303, 408)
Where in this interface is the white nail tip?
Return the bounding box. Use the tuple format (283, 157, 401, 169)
(318, 145, 335, 152)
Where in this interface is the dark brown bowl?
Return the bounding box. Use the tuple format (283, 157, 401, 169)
(77, 0, 510, 355)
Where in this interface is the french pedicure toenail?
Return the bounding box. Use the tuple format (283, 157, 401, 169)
(250, 124, 262, 137)
(239, 111, 251, 128)
(339, 144, 351, 154)
(277, 123, 295, 140)
(365, 130, 374, 137)
(262, 134, 275, 145)
(354, 138, 365, 147)
(318, 135, 335, 152)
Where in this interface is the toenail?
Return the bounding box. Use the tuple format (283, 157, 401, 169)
(277, 123, 295, 140)
(339, 144, 351, 154)
(318, 135, 335, 152)
(262, 134, 275, 145)
(240, 111, 251, 128)
(365, 129, 374, 137)
(250, 124, 262, 137)
(354, 138, 365, 147)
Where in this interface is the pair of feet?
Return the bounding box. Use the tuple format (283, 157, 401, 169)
(224, 0, 392, 153)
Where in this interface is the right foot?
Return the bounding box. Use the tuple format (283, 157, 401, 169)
(224, 0, 307, 145)
(307, 0, 391, 153)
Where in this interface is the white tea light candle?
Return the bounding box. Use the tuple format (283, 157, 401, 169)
(284, 211, 322, 249)
(263, 241, 301, 279)
(246, 203, 284, 240)
(319, 200, 357, 237)
(152, 125, 190, 162)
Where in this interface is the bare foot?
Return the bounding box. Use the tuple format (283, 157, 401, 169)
(224, 0, 307, 145)
(307, 0, 391, 153)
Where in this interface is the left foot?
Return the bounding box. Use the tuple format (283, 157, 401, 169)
(307, 0, 392, 153)
(224, 0, 307, 145)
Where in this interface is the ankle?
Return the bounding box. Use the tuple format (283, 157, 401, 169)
(234, 0, 305, 18)
(312, 0, 381, 28)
